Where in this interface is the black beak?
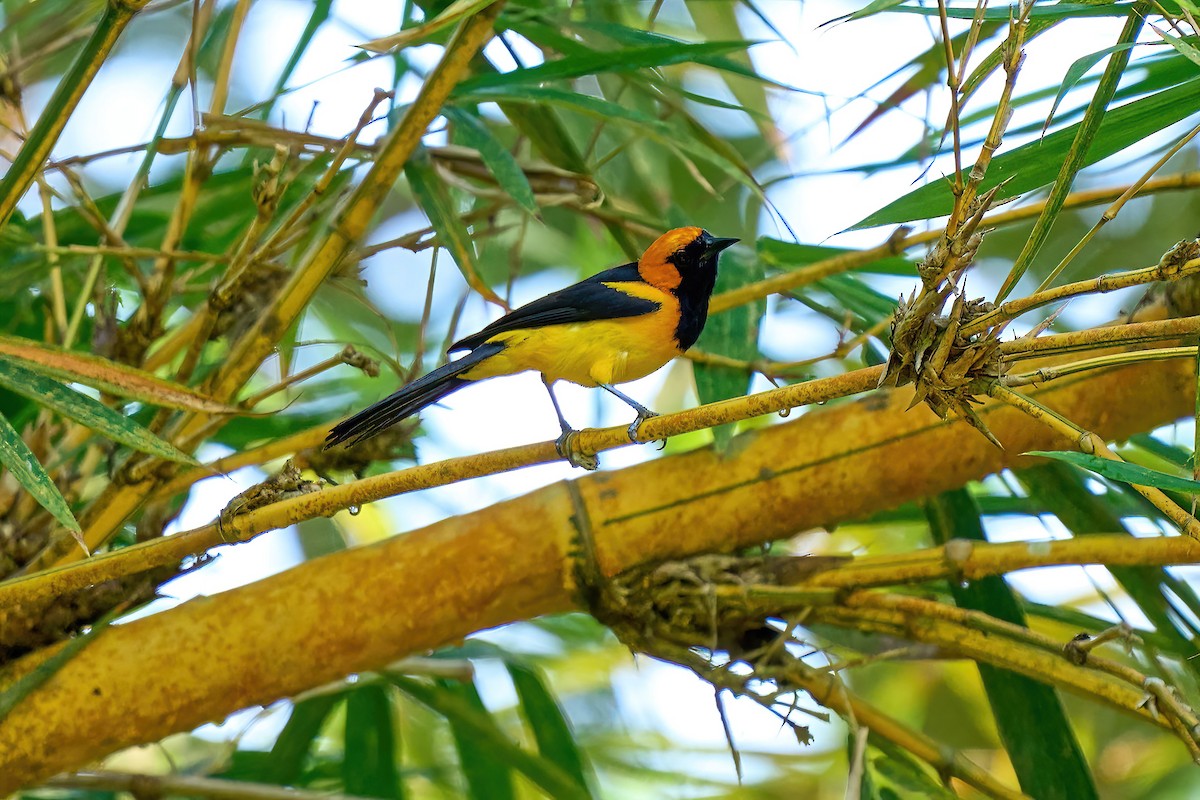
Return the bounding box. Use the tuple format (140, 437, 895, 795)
(704, 236, 739, 257)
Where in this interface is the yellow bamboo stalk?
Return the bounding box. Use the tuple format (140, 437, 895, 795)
(0, 352, 1195, 790)
(3, 367, 883, 612)
(965, 257, 1200, 336)
(10, 314, 1200, 613)
(999, 314, 1200, 360)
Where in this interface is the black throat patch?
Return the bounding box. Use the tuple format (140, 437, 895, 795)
(668, 244, 719, 350)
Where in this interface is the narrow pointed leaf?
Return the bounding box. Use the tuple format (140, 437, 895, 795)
(0, 409, 79, 534)
(834, 0, 907, 24)
(459, 86, 761, 193)
(505, 661, 592, 796)
(388, 675, 588, 800)
(758, 238, 918, 276)
(455, 40, 755, 93)
(853, 73, 1200, 230)
(260, 690, 347, 785)
(438, 679, 514, 800)
(892, 3, 1141, 20)
(570, 20, 798, 91)
(0, 359, 196, 464)
(0, 335, 239, 414)
(1043, 43, 1139, 132)
(1151, 24, 1200, 68)
(1025, 450, 1200, 493)
(457, 86, 674, 138)
(405, 145, 505, 307)
(344, 683, 402, 799)
(443, 106, 538, 214)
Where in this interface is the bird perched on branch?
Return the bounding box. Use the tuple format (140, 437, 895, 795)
(325, 226, 739, 469)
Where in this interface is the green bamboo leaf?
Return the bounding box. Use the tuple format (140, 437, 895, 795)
(443, 106, 538, 214)
(388, 675, 588, 800)
(861, 742, 958, 799)
(260, 690, 347, 785)
(459, 86, 761, 194)
(891, 3, 1138, 20)
(344, 683, 402, 799)
(456, 86, 674, 137)
(1128, 433, 1193, 469)
(758, 238, 918, 275)
(564, 20, 797, 91)
(695, 248, 764, 450)
(926, 490, 1098, 800)
(0, 334, 240, 414)
(1151, 24, 1200, 68)
(0, 408, 79, 534)
(455, 40, 755, 93)
(671, 84, 772, 118)
(833, 50, 1197, 178)
(505, 662, 593, 797)
(404, 144, 506, 307)
(1025, 450, 1200, 493)
(0, 359, 196, 464)
(852, 73, 1200, 230)
(815, 274, 899, 328)
(1043, 43, 1140, 132)
(438, 679, 515, 800)
(824, 0, 906, 24)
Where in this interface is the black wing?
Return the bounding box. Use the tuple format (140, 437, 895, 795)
(450, 263, 660, 352)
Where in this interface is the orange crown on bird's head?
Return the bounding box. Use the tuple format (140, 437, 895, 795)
(637, 226, 706, 290)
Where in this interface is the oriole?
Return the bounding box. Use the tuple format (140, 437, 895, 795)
(325, 226, 738, 469)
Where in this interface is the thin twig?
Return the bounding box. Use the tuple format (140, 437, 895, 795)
(48, 771, 379, 800)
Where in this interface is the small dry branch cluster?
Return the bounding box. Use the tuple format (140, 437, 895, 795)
(591, 549, 1200, 792)
(879, 187, 1006, 444)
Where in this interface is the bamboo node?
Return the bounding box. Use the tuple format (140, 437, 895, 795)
(942, 538, 974, 572)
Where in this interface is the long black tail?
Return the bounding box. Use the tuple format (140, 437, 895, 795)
(325, 342, 504, 449)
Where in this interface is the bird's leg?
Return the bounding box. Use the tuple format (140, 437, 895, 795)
(542, 376, 598, 471)
(599, 384, 661, 444)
